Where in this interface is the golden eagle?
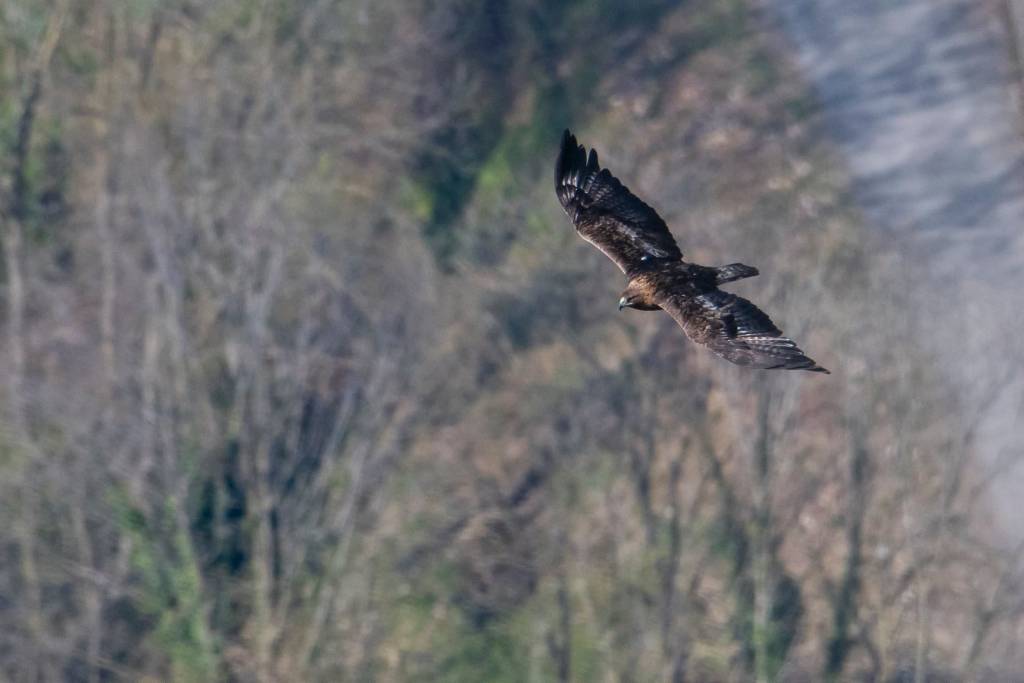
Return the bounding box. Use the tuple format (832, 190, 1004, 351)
(555, 130, 828, 373)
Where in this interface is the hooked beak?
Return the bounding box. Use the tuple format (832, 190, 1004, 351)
(618, 297, 628, 311)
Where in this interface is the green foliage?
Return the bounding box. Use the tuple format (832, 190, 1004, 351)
(204, 0, 265, 38)
(386, 558, 526, 680)
(568, 617, 604, 682)
(398, 177, 437, 225)
(688, 0, 748, 44)
(436, 619, 530, 683)
(124, 0, 160, 20)
(0, 80, 68, 238)
(0, 99, 20, 153)
(59, 42, 100, 78)
(111, 490, 219, 682)
(0, 2, 50, 55)
(24, 118, 69, 238)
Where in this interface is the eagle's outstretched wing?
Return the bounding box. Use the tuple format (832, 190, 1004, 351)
(655, 287, 829, 373)
(555, 129, 683, 274)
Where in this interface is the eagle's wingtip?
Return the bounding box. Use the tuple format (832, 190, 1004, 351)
(556, 129, 583, 190)
(560, 129, 576, 153)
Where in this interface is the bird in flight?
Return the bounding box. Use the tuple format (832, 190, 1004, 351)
(555, 130, 828, 373)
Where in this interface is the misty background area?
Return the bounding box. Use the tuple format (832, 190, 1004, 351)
(1, 1, 1023, 681)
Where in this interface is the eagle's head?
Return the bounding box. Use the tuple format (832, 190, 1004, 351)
(618, 281, 659, 312)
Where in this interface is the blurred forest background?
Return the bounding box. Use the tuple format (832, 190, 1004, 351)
(2, 0, 1024, 681)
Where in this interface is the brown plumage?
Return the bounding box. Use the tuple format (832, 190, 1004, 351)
(555, 130, 828, 373)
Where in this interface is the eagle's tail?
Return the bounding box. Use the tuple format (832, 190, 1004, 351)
(714, 263, 759, 285)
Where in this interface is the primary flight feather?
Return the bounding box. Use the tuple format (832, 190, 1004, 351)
(555, 129, 828, 373)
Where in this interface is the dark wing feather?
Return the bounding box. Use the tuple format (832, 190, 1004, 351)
(656, 287, 829, 373)
(555, 129, 683, 274)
